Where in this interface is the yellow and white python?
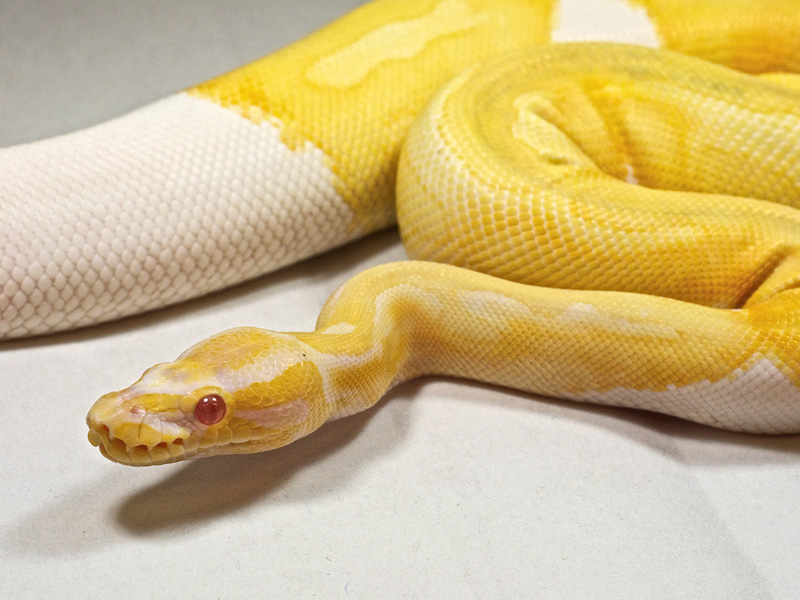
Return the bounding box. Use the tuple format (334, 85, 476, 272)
(3, 0, 800, 464)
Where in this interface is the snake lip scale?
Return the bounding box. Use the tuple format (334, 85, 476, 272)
(5, 0, 800, 466)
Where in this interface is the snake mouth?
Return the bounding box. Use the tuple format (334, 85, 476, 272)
(86, 417, 297, 465)
(86, 417, 199, 466)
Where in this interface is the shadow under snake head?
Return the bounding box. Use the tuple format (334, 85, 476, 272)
(86, 327, 334, 466)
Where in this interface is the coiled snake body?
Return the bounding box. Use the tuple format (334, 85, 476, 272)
(4, 1, 800, 465)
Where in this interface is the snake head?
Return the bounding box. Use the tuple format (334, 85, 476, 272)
(87, 327, 333, 465)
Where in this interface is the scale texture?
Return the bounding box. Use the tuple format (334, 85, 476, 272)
(1, 0, 553, 338)
(4, 0, 799, 464)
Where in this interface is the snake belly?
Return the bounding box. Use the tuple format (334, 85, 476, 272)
(78, 1, 800, 465)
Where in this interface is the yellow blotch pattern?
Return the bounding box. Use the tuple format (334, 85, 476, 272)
(629, 0, 800, 73)
(188, 0, 556, 234)
(397, 44, 800, 309)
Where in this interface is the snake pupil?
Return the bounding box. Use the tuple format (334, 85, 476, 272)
(195, 394, 226, 426)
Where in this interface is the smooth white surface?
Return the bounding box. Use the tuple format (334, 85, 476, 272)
(0, 90, 352, 337)
(1, 1, 799, 599)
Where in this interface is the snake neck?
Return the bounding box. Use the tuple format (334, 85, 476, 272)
(296, 260, 533, 419)
(294, 260, 562, 420)
(295, 269, 421, 420)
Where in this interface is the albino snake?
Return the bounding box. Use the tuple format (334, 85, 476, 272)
(3, 1, 800, 465)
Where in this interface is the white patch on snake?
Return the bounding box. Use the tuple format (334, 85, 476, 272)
(511, 93, 596, 168)
(144, 416, 188, 443)
(459, 290, 535, 340)
(319, 322, 357, 334)
(237, 398, 310, 429)
(0, 93, 352, 338)
(560, 302, 679, 338)
(574, 358, 800, 433)
(122, 367, 213, 400)
(461, 290, 533, 318)
(552, 0, 660, 46)
(623, 163, 639, 185)
(327, 284, 444, 417)
(375, 284, 445, 326)
(242, 332, 337, 406)
(323, 284, 435, 377)
(306, 0, 487, 88)
(125, 331, 326, 401)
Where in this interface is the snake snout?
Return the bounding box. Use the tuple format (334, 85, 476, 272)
(86, 392, 195, 466)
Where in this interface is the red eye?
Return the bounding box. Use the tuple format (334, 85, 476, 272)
(195, 394, 226, 426)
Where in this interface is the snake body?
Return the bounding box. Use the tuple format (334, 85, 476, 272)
(1, 0, 554, 338)
(6, 1, 800, 464)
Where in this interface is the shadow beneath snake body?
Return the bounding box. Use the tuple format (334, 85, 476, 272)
(6, 376, 797, 556)
(116, 386, 406, 535)
(450, 378, 800, 465)
(116, 375, 800, 535)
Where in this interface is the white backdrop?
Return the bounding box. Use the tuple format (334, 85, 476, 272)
(1, 1, 798, 598)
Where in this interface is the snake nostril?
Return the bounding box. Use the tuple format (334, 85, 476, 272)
(173, 438, 184, 446)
